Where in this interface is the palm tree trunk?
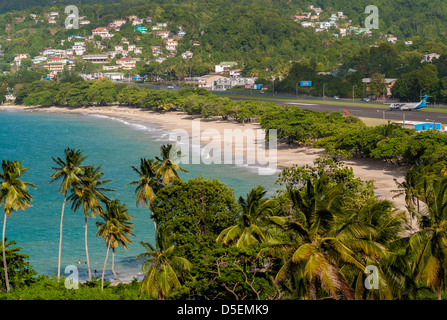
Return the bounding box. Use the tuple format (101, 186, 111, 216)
(438, 277, 443, 300)
(85, 216, 92, 281)
(112, 252, 121, 283)
(101, 239, 111, 290)
(2, 211, 10, 292)
(57, 195, 67, 280)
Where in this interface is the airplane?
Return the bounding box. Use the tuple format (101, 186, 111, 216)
(388, 95, 428, 111)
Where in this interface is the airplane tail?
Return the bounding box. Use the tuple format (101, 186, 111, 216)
(414, 94, 428, 109)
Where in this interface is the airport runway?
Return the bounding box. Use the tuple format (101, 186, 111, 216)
(230, 97, 447, 124)
(127, 83, 447, 124)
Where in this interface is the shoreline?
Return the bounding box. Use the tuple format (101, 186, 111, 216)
(0, 103, 411, 284)
(0, 104, 407, 210)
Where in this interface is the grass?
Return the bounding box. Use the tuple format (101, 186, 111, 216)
(214, 91, 447, 113)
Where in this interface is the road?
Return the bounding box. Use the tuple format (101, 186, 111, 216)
(125, 82, 447, 124)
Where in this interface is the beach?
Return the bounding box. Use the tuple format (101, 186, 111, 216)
(1, 104, 408, 213)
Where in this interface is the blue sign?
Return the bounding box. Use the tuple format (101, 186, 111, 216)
(300, 81, 312, 87)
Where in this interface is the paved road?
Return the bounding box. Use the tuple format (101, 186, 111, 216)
(230, 97, 447, 124)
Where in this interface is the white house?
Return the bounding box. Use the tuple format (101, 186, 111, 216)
(421, 53, 441, 63)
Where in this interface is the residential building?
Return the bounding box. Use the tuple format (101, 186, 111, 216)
(155, 30, 170, 38)
(133, 26, 147, 34)
(229, 69, 243, 77)
(214, 61, 238, 73)
(181, 51, 193, 59)
(421, 53, 441, 63)
(362, 77, 398, 96)
(92, 27, 114, 38)
(116, 57, 137, 70)
(14, 53, 30, 66)
(32, 56, 47, 64)
(103, 65, 120, 71)
(39, 62, 65, 73)
(155, 57, 167, 63)
(110, 19, 127, 28)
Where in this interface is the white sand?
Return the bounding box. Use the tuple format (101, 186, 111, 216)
(1, 104, 407, 212)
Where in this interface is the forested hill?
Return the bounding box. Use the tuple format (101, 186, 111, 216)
(2, 0, 447, 38)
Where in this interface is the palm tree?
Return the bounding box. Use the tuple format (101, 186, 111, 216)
(128, 158, 159, 230)
(258, 174, 383, 300)
(68, 164, 114, 281)
(216, 185, 277, 247)
(0, 160, 35, 292)
(409, 176, 447, 300)
(50, 148, 87, 280)
(392, 167, 422, 230)
(136, 226, 192, 299)
(155, 144, 188, 186)
(96, 199, 135, 289)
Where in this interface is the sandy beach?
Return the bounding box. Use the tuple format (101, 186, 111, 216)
(1, 104, 408, 214)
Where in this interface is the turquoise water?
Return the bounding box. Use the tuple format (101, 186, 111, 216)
(0, 108, 279, 282)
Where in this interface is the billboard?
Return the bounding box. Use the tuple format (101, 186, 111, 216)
(300, 81, 312, 87)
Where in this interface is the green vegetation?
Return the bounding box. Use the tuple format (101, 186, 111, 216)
(3, 145, 447, 300)
(3, 0, 447, 102)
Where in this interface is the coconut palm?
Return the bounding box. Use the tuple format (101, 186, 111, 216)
(96, 199, 135, 289)
(128, 158, 159, 230)
(136, 226, 192, 299)
(392, 167, 422, 230)
(216, 185, 277, 247)
(258, 174, 381, 300)
(155, 144, 188, 186)
(336, 199, 412, 299)
(0, 160, 35, 292)
(50, 148, 87, 280)
(408, 176, 447, 300)
(68, 164, 114, 281)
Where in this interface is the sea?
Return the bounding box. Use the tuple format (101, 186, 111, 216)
(0, 108, 280, 283)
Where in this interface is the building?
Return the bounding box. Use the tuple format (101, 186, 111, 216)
(133, 26, 147, 34)
(395, 121, 441, 131)
(92, 27, 114, 39)
(14, 53, 30, 66)
(104, 72, 124, 81)
(110, 19, 127, 28)
(421, 53, 441, 63)
(362, 78, 398, 97)
(103, 65, 120, 71)
(165, 39, 178, 51)
(82, 54, 108, 63)
(214, 61, 238, 73)
(39, 62, 65, 73)
(32, 56, 47, 64)
(116, 57, 137, 70)
(184, 74, 226, 89)
(213, 77, 256, 90)
(181, 51, 193, 59)
(155, 30, 170, 39)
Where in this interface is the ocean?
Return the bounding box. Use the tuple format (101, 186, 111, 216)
(0, 108, 280, 282)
